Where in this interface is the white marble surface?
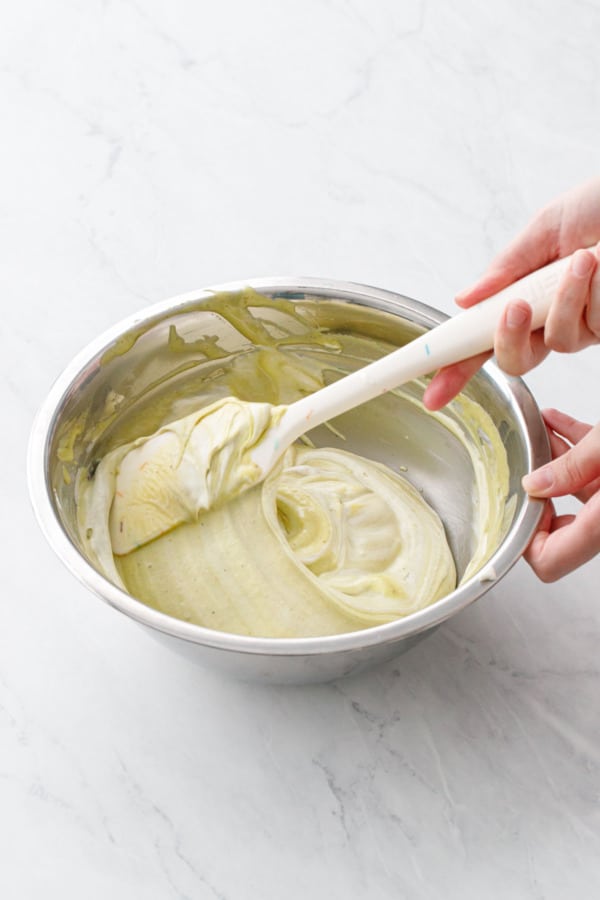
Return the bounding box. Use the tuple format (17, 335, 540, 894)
(3, 1, 600, 897)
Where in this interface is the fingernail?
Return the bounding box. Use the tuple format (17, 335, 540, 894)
(522, 466, 553, 493)
(506, 302, 530, 328)
(571, 249, 594, 277)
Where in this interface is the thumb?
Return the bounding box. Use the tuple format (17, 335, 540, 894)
(522, 423, 600, 497)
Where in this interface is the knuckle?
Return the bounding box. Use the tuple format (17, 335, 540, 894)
(545, 333, 575, 353)
(585, 318, 600, 341)
(497, 354, 527, 376)
(544, 321, 580, 353)
(585, 286, 600, 337)
(495, 341, 529, 376)
(536, 565, 560, 584)
(525, 538, 559, 582)
(532, 205, 557, 236)
(559, 412, 582, 435)
(561, 451, 585, 487)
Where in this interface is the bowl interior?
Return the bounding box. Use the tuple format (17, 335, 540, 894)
(42, 281, 547, 638)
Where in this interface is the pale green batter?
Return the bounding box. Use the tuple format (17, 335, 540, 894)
(74, 289, 512, 639)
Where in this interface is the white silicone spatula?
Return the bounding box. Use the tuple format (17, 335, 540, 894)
(250, 253, 575, 478)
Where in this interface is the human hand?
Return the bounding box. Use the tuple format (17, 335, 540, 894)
(424, 178, 600, 410)
(522, 409, 600, 581)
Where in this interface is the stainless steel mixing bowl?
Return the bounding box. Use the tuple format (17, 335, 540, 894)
(28, 277, 550, 684)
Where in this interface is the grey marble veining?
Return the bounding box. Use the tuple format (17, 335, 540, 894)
(2, 1, 599, 897)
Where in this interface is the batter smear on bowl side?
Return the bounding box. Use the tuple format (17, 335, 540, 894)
(72, 290, 512, 638)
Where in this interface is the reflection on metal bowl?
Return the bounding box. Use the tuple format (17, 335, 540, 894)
(28, 278, 550, 684)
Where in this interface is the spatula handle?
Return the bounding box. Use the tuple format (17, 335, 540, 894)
(423, 252, 572, 366)
(284, 252, 575, 441)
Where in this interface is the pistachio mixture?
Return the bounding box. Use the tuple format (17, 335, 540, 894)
(74, 290, 511, 638)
